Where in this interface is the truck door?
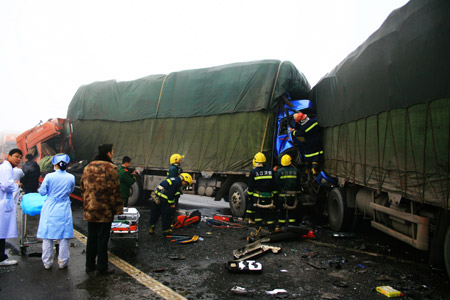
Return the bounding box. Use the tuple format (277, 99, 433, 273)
(274, 99, 312, 160)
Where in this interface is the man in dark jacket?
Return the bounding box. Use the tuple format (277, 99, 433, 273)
(81, 144, 123, 275)
(118, 156, 137, 207)
(21, 154, 40, 194)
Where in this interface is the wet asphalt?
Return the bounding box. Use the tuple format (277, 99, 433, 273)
(1, 195, 449, 300)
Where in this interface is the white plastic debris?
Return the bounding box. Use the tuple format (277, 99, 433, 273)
(265, 289, 288, 295)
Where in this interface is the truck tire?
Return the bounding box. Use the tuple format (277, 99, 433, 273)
(328, 187, 352, 231)
(445, 225, 450, 278)
(229, 182, 247, 217)
(127, 180, 143, 207)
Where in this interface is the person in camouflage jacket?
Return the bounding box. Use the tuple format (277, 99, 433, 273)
(81, 144, 123, 275)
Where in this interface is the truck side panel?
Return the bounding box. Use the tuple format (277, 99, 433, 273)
(71, 110, 275, 173)
(323, 98, 450, 210)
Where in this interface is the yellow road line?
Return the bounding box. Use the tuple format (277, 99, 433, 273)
(74, 229, 186, 300)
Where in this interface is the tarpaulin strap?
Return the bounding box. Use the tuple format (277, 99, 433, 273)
(155, 74, 169, 117)
(260, 61, 284, 153)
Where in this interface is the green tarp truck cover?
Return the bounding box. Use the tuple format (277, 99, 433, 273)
(309, 0, 450, 209)
(67, 60, 310, 172)
(309, 0, 450, 127)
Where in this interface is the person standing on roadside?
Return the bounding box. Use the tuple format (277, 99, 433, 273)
(0, 148, 23, 266)
(81, 144, 123, 275)
(37, 154, 75, 270)
(21, 154, 41, 194)
(118, 156, 137, 207)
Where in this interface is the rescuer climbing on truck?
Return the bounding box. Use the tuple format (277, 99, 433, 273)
(289, 112, 323, 177)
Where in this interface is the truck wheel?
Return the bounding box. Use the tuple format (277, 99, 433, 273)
(445, 225, 450, 278)
(328, 187, 352, 231)
(127, 180, 143, 207)
(229, 182, 247, 217)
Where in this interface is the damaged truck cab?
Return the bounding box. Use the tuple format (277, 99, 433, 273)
(16, 118, 73, 167)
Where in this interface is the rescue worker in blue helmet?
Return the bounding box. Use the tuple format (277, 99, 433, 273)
(289, 112, 324, 176)
(247, 152, 277, 232)
(149, 173, 192, 236)
(275, 154, 302, 229)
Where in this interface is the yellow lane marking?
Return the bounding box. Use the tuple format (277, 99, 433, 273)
(74, 229, 187, 300)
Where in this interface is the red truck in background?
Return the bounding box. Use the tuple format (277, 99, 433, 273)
(0, 132, 18, 163)
(16, 118, 73, 168)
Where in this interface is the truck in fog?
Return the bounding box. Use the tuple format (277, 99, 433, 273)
(307, 0, 450, 277)
(66, 60, 311, 207)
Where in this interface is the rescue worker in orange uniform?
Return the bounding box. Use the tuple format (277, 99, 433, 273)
(247, 152, 277, 232)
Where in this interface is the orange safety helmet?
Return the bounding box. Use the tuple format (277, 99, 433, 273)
(294, 112, 307, 122)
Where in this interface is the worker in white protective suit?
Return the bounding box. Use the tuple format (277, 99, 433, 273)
(37, 154, 75, 269)
(0, 148, 23, 266)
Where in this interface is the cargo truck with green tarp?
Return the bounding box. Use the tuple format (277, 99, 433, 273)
(67, 59, 310, 211)
(308, 0, 450, 277)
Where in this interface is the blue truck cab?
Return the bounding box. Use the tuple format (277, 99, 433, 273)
(274, 98, 314, 162)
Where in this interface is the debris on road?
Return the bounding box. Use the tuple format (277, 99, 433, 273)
(376, 286, 403, 297)
(332, 232, 357, 239)
(213, 214, 233, 222)
(206, 219, 245, 228)
(321, 292, 340, 299)
(265, 288, 288, 296)
(332, 280, 349, 288)
(306, 261, 325, 270)
(168, 255, 186, 260)
(175, 235, 200, 244)
(226, 260, 262, 273)
(231, 286, 253, 295)
(153, 267, 165, 273)
(233, 240, 281, 261)
(173, 210, 201, 229)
